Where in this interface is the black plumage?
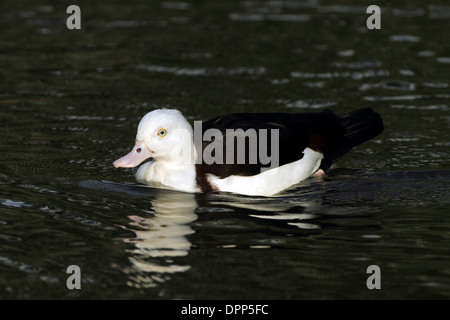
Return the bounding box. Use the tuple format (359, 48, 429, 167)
(195, 107, 383, 192)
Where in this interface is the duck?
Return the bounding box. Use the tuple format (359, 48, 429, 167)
(113, 107, 383, 196)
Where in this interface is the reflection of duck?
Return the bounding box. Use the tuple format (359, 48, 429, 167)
(78, 180, 198, 288)
(198, 191, 322, 230)
(122, 190, 197, 288)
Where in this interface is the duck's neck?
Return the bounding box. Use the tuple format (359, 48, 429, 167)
(136, 141, 199, 193)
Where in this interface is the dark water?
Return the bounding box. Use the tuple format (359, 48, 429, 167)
(1, 0, 449, 299)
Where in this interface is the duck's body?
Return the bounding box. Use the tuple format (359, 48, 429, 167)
(113, 108, 383, 196)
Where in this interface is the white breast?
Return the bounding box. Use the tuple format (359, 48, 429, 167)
(136, 161, 199, 193)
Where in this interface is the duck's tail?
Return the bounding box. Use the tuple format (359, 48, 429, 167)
(320, 107, 384, 170)
(341, 107, 384, 149)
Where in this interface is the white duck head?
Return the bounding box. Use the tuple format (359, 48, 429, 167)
(113, 109, 196, 169)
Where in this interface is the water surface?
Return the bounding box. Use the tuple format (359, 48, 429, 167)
(0, 0, 449, 299)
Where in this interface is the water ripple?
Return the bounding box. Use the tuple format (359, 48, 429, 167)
(279, 99, 336, 109)
(392, 7, 425, 17)
(291, 70, 389, 80)
(390, 34, 421, 42)
(0, 256, 39, 273)
(422, 82, 448, 89)
(0, 234, 22, 242)
(337, 49, 355, 57)
(359, 80, 416, 92)
(136, 64, 266, 76)
(317, 5, 367, 14)
(229, 13, 311, 22)
(428, 5, 450, 19)
(242, 0, 319, 10)
(333, 60, 382, 69)
(417, 50, 435, 57)
(390, 104, 449, 111)
(436, 57, 450, 64)
(363, 94, 424, 102)
(0, 198, 33, 208)
(106, 21, 150, 28)
(161, 2, 190, 10)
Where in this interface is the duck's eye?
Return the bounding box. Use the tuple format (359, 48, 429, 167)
(136, 147, 142, 153)
(157, 128, 167, 137)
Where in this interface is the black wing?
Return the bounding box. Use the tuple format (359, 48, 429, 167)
(195, 110, 345, 181)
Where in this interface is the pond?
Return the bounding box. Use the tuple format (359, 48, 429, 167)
(0, 0, 449, 299)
